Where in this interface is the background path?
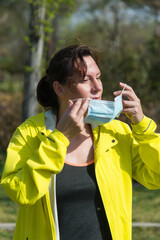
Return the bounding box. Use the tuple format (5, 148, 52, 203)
(1, 222, 160, 231)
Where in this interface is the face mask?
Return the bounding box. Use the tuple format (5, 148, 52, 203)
(83, 87, 125, 125)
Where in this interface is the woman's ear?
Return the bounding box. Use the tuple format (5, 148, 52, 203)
(53, 81, 65, 98)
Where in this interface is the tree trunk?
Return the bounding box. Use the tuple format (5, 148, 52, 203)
(23, 1, 46, 121)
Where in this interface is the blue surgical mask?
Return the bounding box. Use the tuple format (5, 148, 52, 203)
(83, 87, 125, 125)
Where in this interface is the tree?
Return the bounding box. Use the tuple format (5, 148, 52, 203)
(22, 0, 75, 120)
(23, 0, 46, 120)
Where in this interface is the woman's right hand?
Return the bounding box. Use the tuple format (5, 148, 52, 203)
(56, 99, 89, 139)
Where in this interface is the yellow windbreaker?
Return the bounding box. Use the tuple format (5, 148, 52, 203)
(1, 110, 160, 240)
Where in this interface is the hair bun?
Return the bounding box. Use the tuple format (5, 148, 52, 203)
(37, 76, 55, 109)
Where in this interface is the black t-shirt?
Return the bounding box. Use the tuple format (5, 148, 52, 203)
(56, 161, 112, 240)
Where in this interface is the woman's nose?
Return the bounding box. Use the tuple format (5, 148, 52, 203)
(92, 79, 102, 92)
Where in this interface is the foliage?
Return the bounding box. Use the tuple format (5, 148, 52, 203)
(0, 0, 28, 73)
(57, 0, 160, 103)
(0, 91, 22, 155)
(147, 37, 160, 95)
(0, 0, 160, 152)
(122, 0, 160, 9)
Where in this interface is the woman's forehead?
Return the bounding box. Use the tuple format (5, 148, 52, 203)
(83, 56, 100, 75)
(67, 55, 100, 85)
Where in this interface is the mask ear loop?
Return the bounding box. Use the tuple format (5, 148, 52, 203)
(114, 84, 126, 101)
(72, 85, 127, 102)
(72, 97, 90, 102)
(121, 84, 127, 94)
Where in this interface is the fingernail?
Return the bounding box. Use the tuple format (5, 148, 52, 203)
(69, 100, 73, 106)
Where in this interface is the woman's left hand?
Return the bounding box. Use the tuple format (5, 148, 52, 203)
(114, 82, 144, 124)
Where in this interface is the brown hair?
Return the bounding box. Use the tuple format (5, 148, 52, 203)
(37, 45, 99, 113)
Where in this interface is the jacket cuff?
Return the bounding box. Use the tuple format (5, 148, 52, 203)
(131, 115, 157, 134)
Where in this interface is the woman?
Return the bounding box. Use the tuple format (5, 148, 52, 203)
(1, 45, 160, 240)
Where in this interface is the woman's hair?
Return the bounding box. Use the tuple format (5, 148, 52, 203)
(37, 44, 99, 113)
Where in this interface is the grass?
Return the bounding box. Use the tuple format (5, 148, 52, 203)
(0, 184, 18, 240)
(0, 229, 13, 240)
(0, 182, 160, 239)
(133, 227, 160, 240)
(132, 184, 160, 223)
(0, 185, 18, 223)
(132, 185, 160, 239)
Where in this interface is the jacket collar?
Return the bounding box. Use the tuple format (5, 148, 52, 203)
(37, 110, 57, 141)
(40, 110, 118, 158)
(45, 110, 57, 131)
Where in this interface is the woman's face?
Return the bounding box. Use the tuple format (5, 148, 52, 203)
(62, 56, 103, 101)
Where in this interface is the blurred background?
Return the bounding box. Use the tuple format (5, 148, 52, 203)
(0, 0, 160, 161)
(0, 0, 160, 239)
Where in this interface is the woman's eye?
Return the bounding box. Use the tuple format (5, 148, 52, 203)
(81, 79, 88, 82)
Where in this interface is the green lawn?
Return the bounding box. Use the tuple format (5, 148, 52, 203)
(0, 184, 18, 240)
(0, 229, 13, 240)
(133, 227, 160, 240)
(132, 185, 160, 240)
(132, 185, 160, 223)
(0, 186, 18, 223)
(0, 183, 160, 239)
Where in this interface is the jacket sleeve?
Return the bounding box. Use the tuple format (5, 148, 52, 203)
(131, 115, 160, 189)
(1, 120, 70, 206)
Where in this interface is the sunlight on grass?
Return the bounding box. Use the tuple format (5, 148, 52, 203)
(133, 185, 160, 223)
(0, 185, 18, 223)
(0, 229, 13, 240)
(132, 185, 160, 239)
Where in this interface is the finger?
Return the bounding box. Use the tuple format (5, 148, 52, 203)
(114, 89, 135, 99)
(114, 84, 138, 100)
(119, 82, 137, 96)
(113, 83, 128, 96)
(119, 82, 133, 92)
(68, 99, 73, 107)
(121, 83, 139, 99)
(69, 99, 83, 115)
(122, 107, 138, 115)
(122, 100, 137, 107)
(77, 99, 90, 118)
(119, 82, 126, 88)
(122, 100, 140, 113)
(113, 90, 122, 96)
(122, 90, 137, 101)
(64, 99, 83, 121)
